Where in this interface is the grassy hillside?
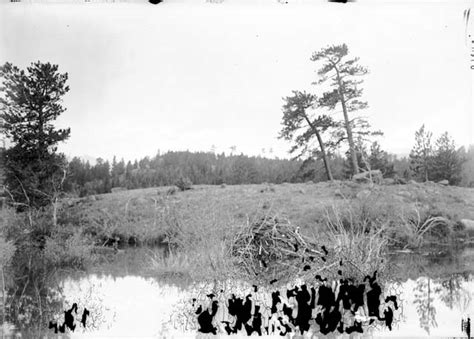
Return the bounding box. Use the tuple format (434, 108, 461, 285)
(61, 181, 474, 247)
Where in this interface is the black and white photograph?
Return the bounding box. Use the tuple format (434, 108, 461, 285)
(0, 0, 473, 337)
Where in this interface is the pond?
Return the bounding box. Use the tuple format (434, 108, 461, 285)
(3, 247, 474, 338)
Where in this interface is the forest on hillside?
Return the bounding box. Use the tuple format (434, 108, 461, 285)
(60, 141, 474, 197)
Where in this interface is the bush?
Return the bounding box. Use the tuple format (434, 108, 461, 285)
(44, 231, 94, 268)
(167, 186, 177, 196)
(174, 176, 192, 191)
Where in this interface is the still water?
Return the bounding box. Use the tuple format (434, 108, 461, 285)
(4, 247, 474, 338)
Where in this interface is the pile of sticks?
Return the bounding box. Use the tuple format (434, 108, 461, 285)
(230, 215, 339, 285)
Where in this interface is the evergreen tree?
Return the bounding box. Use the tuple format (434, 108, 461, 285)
(431, 132, 464, 185)
(0, 62, 70, 209)
(409, 125, 434, 182)
(279, 90, 336, 181)
(311, 44, 381, 175)
(368, 141, 395, 177)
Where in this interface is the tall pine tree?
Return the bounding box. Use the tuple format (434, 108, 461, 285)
(0, 62, 70, 209)
(431, 132, 464, 184)
(409, 125, 433, 182)
(311, 44, 379, 175)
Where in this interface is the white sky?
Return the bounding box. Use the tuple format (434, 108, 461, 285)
(0, 0, 473, 162)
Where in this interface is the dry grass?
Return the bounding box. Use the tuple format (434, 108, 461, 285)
(397, 206, 453, 248)
(324, 203, 390, 282)
(60, 182, 474, 246)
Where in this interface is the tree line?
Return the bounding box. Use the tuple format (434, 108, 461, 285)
(64, 152, 302, 196)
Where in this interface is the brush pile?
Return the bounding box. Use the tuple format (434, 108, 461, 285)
(230, 215, 340, 285)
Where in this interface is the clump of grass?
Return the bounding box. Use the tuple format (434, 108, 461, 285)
(397, 206, 452, 248)
(324, 204, 389, 283)
(327, 188, 457, 253)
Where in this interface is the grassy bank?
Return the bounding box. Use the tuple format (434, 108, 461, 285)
(51, 180, 474, 282)
(59, 181, 474, 246)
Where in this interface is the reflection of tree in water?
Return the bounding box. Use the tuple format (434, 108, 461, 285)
(4, 246, 65, 334)
(437, 274, 472, 314)
(413, 273, 473, 335)
(58, 278, 116, 332)
(391, 250, 474, 335)
(413, 277, 440, 335)
(4, 267, 114, 335)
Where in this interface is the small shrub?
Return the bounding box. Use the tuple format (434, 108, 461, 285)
(174, 176, 192, 191)
(453, 220, 466, 233)
(44, 231, 94, 269)
(167, 187, 177, 196)
(260, 183, 276, 193)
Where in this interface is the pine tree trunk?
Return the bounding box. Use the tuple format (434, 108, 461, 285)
(315, 130, 333, 181)
(335, 68, 359, 175)
(302, 115, 333, 181)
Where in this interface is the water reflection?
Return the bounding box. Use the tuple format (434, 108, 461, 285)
(439, 275, 472, 313)
(413, 277, 438, 335)
(167, 275, 401, 337)
(3, 248, 474, 338)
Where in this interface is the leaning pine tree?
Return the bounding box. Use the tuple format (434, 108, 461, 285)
(279, 90, 336, 181)
(311, 44, 381, 176)
(0, 61, 71, 210)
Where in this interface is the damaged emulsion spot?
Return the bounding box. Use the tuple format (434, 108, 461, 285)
(188, 269, 399, 336)
(48, 303, 90, 334)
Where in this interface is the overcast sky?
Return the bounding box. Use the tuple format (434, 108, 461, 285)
(0, 0, 472, 162)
